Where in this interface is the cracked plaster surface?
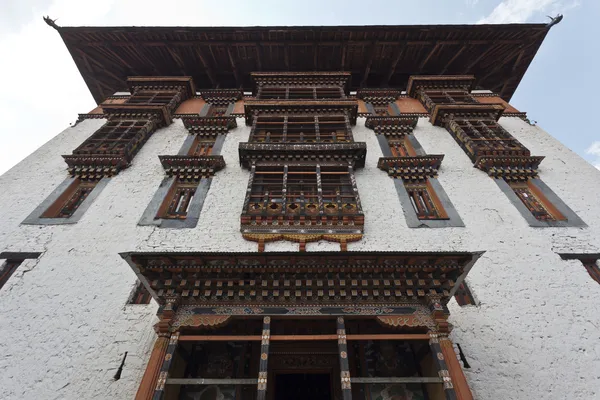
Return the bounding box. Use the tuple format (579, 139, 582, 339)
(0, 117, 599, 399)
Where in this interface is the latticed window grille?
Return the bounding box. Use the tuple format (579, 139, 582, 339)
(247, 165, 359, 217)
(159, 182, 198, 219)
(404, 182, 448, 220)
(508, 181, 565, 222)
(418, 89, 478, 111)
(42, 179, 98, 218)
(126, 90, 180, 105)
(188, 137, 215, 156)
(251, 115, 351, 143)
(388, 139, 414, 157)
(129, 281, 152, 304)
(257, 87, 344, 100)
(74, 120, 154, 156)
(206, 106, 228, 117)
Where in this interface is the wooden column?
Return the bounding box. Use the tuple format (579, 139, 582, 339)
(337, 316, 352, 400)
(429, 333, 457, 400)
(439, 337, 473, 400)
(152, 332, 180, 400)
(135, 335, 170, 400)
(257, 316, 270, 400)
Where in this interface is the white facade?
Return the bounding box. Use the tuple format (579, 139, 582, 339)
(0, 115, 599, 399)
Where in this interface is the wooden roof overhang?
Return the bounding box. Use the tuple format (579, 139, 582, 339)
(243, 100, 358, 125)
(120, 251, 483, 308)
(52, 23, 550, 103)
(251, 71, 352, 93)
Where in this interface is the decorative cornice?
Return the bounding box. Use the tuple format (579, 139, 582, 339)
(100, 103, 170, 127)
(127, 76, 196, 100)
(182, 116, 237, 135)
(244, 100, 358, 125)
(356, 88, 402, 104)
(199, 89, 243, 104)
(430, 103, 505, 126)
(251, 72, 351, 92)
(62, 155, 128, 178)
(406, 75, 476, 98)
(238, 142, 367, 169)
(378, 155, 444, 180)
(365, 116, 418, 135)
(474, 155, 545, 180)
(158, 155, 226, 179)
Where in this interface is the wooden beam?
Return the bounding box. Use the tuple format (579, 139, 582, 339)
(382, 45, 404, 86)
(271, 334, 337, 341)
(166, 47, 187, 76)
(179, 335, 261, 341)
(255, 42, 263, 71)
(167, 378, 257, 385)
(178, 333, 429, 342)
(227, 46, 242, 88)
(313, 42, 318, 71)
(360, 42, 377, 88)
(351, 377, 442, 384)
(341, 43, 347, 71)
(195, 48, 217, 88)
(346, 334, 430, 341)
(441, 44, 467, 74)
(479, 48, 522, 82)
(419, 42, 441, 70)
(284, 44, 290, 70)
(464, 44, 497, 73)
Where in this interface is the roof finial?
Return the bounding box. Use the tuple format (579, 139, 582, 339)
(43, 16, 60, 31)
(546, 14, 563, 28)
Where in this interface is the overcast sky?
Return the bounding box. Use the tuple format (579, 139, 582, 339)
(1, 0, 598, 174)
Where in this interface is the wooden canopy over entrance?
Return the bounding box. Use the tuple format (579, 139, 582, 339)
(48, 22, 550, 103)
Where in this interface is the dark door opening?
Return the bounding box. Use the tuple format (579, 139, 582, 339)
(274, 373, 331, 400)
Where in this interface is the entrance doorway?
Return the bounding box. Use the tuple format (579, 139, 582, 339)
(274, 373, 332, 400)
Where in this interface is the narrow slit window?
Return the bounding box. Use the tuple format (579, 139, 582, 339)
(508, 180, 566, 222)
(454, 281, 477, 306)
(158, 181, 198, 219)
(0, 260, 22, 291)
(404, 181, 448, 220)
(129, 281, 152, 304)
(41, 179, 98, 219)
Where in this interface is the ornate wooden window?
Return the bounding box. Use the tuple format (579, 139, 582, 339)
(447, 118, 530, 162)
(257, 87, 344, 100)
(418, 89, 478, 112)
(127, 90, 181, 105)
(508, 180, 566, 222)
(404, 181, 448, 220)
(206, 105, 228, 117)
(41, 179, 99, 218)
(454, 281, 476, 306)
(157, 180, 198, 219)
(73, 119, 155, 156)
(245, 164, 360, 220)
(388, 138, 417, 157)
(250, 115, 351, 143)
(129, 281, 152, 304)
(0, 260, 22, 291)
(188, 136, 215, 156)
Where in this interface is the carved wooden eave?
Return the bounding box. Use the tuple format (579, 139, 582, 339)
(251, 72, 352, 94)
(100, 103, 172, 127)
(244, 100, 358, 125)
(127, 76, 196, 100)
(238, 142, 367, 169)
(406, 75, 476, 98)
(182, 116, 237, 136)
(431, 103, 505, 126)
(198, 89, 244, 105)
(474, 155, 545, 180)
(356, 88, 402, 104)
(120, 251, 483, 308)
(158, 155, 226, 179)
(365, 116, 418, 136)
(378, 155, 444, 180)
(62, 155, 129, 178)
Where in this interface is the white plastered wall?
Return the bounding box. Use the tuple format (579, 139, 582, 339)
(0, 115, 598, 399)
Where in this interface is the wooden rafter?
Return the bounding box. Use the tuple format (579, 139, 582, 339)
(360, 42, 377, 88)
(255, 42, 263, 71)
(440, 44, 466, 74)
(382, 45, 405, 86)
(419, 42, 441, 70)
(195, 48, 217, 88)
(227, 45, 242, 88)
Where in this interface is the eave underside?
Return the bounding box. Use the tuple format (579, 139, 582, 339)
(56, 24, 549, 103)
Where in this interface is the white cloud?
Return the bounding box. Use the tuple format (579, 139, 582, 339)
(586, 142, 600, 170)
(477, 0, 579, 24)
